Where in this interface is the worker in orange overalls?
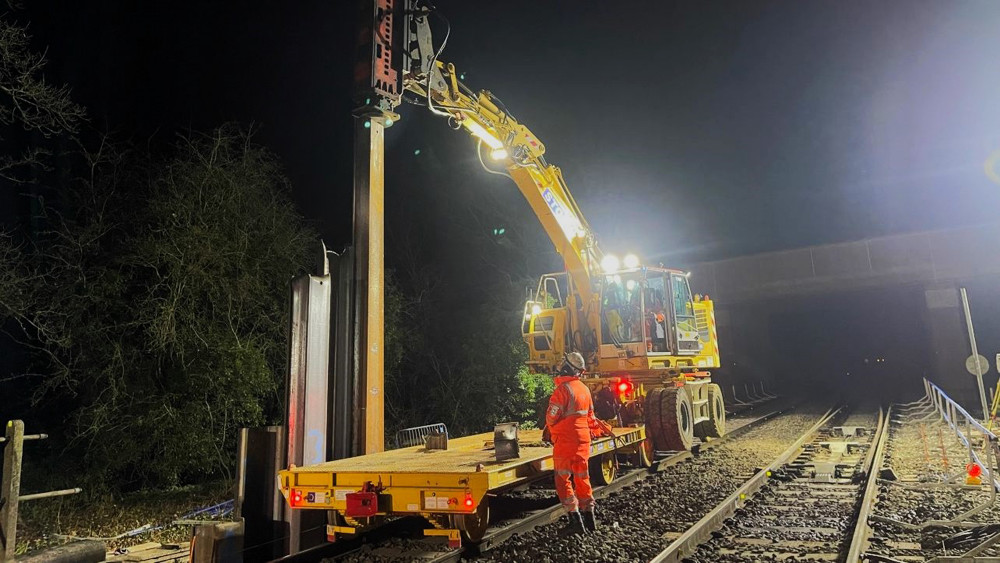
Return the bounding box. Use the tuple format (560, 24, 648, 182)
(545, 352, 598, 535)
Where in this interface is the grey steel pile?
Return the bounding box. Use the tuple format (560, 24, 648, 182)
(676, 411, 879, 562)
(863, 392, 1000, 562)
(469, 410, 826, 563)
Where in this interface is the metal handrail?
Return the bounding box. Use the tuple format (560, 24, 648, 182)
(394, 422, 449, 449)
(873, 380, 1000, 532)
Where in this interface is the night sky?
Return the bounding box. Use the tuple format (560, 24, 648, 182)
(17, 0, 1000, 264)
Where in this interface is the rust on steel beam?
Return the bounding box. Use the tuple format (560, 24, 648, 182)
(353, 117, 385, 455)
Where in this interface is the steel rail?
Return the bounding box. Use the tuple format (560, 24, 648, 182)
(846, 406, 891, 562)
(648, 405, 841, 563)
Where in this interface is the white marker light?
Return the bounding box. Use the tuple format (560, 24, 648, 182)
(623, 254, 640, 269)
(601, 254, 620, 273)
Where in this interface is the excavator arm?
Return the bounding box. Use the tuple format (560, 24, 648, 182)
(397, 7, 604, 366)
(403, 64, 602, 293)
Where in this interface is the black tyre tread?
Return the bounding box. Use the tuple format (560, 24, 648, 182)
(660, 387, 694, 451)
(643, 388, 666, 450)
(696, 383, 726, 438)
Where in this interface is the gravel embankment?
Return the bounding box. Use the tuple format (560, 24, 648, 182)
(471, 410, 829, 563)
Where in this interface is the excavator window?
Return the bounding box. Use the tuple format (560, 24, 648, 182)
(670, 273, 702, 353)
(601, 273, 643, 345)
(536, 273, 567, 309)
(645, 274, 669, 353)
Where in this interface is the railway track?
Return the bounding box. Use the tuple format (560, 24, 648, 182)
(314, 400, 823, 563)
(650, 407, 888, 563)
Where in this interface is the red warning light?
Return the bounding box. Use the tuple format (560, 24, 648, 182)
(464, 491, 474, 509)
(291, 489, 303, 506)
(968, 463, 982, 478)
(615, 379, 633, 396)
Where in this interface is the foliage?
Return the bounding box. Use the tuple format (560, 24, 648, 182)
(382, 149, 558, 440)
(0, 15, 85, 183)
(1, 126, 315, 489)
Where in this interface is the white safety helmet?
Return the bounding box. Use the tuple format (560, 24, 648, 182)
(564, 352, 586, 374)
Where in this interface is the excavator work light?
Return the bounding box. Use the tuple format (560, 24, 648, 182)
(531, 304, 542, 316)
(623, 254, 640, 269)
(490, 148, 509, 160)
(464, 120, 504, 150)
(601, 254, 620, 273)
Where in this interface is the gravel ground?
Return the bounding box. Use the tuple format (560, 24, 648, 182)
(682, 412, 878, 563)
(868, 404, 1000, 561)
(467, 409, 829, 563)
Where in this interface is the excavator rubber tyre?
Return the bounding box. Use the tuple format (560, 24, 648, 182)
(695, 383, 726, 439)
(644, 387, 694, 451)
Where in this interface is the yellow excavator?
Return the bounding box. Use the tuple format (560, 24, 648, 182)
(390, 3, 726, 451)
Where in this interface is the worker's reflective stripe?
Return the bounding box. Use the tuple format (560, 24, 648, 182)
(573, 471, 588, 478)
(554, 469, 574, 475)
(561, 382, 576, 414)
(558, 381, 590, 418)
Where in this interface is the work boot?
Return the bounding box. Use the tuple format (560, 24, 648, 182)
(558, 510, 586, 536)
(582, 509, 598, 532)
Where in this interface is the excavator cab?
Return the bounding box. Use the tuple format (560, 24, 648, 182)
(595, 268, 718, 374)
(522, 273, 569, 370)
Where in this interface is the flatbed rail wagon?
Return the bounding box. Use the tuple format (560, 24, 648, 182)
(277, 426, 647, 546)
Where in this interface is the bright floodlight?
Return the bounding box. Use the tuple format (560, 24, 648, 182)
(490, 148, 509, 160)
(601, 254, 620, 273)
(464, 120, 504, 150)
(531, 304, 542, 316)
(623, 254, 640, 269)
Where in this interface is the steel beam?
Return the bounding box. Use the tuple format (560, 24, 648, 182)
(330, 248, 356, 460)
(285, 273, 332, 552)
(352, 118, 385, 455)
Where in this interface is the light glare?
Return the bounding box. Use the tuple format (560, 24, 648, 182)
(623, 254, 640, 269)
(601, 254, 620, 273)
(464, 120, 504, 149)
(490, 148, 509, 160)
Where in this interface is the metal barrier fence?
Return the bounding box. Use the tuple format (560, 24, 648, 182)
(394, 423, 448, 449)
(874, 379, 1000, 531)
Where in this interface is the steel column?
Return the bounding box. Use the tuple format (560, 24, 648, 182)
(352, 118, 385, 455)
(285, 274, 332, 552)
(330, 249, 355, 460)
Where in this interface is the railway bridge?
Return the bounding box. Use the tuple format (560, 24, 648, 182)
(689, 221, 1000, 407)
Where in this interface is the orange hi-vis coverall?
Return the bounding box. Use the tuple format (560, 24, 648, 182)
(546, 375, 595, 513)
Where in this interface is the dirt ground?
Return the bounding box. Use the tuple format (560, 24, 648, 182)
(15, 481, 233, 555)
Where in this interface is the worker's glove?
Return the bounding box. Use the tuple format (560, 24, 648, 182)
(542, 426, 552, 445)
(589, 418, 614, 439)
